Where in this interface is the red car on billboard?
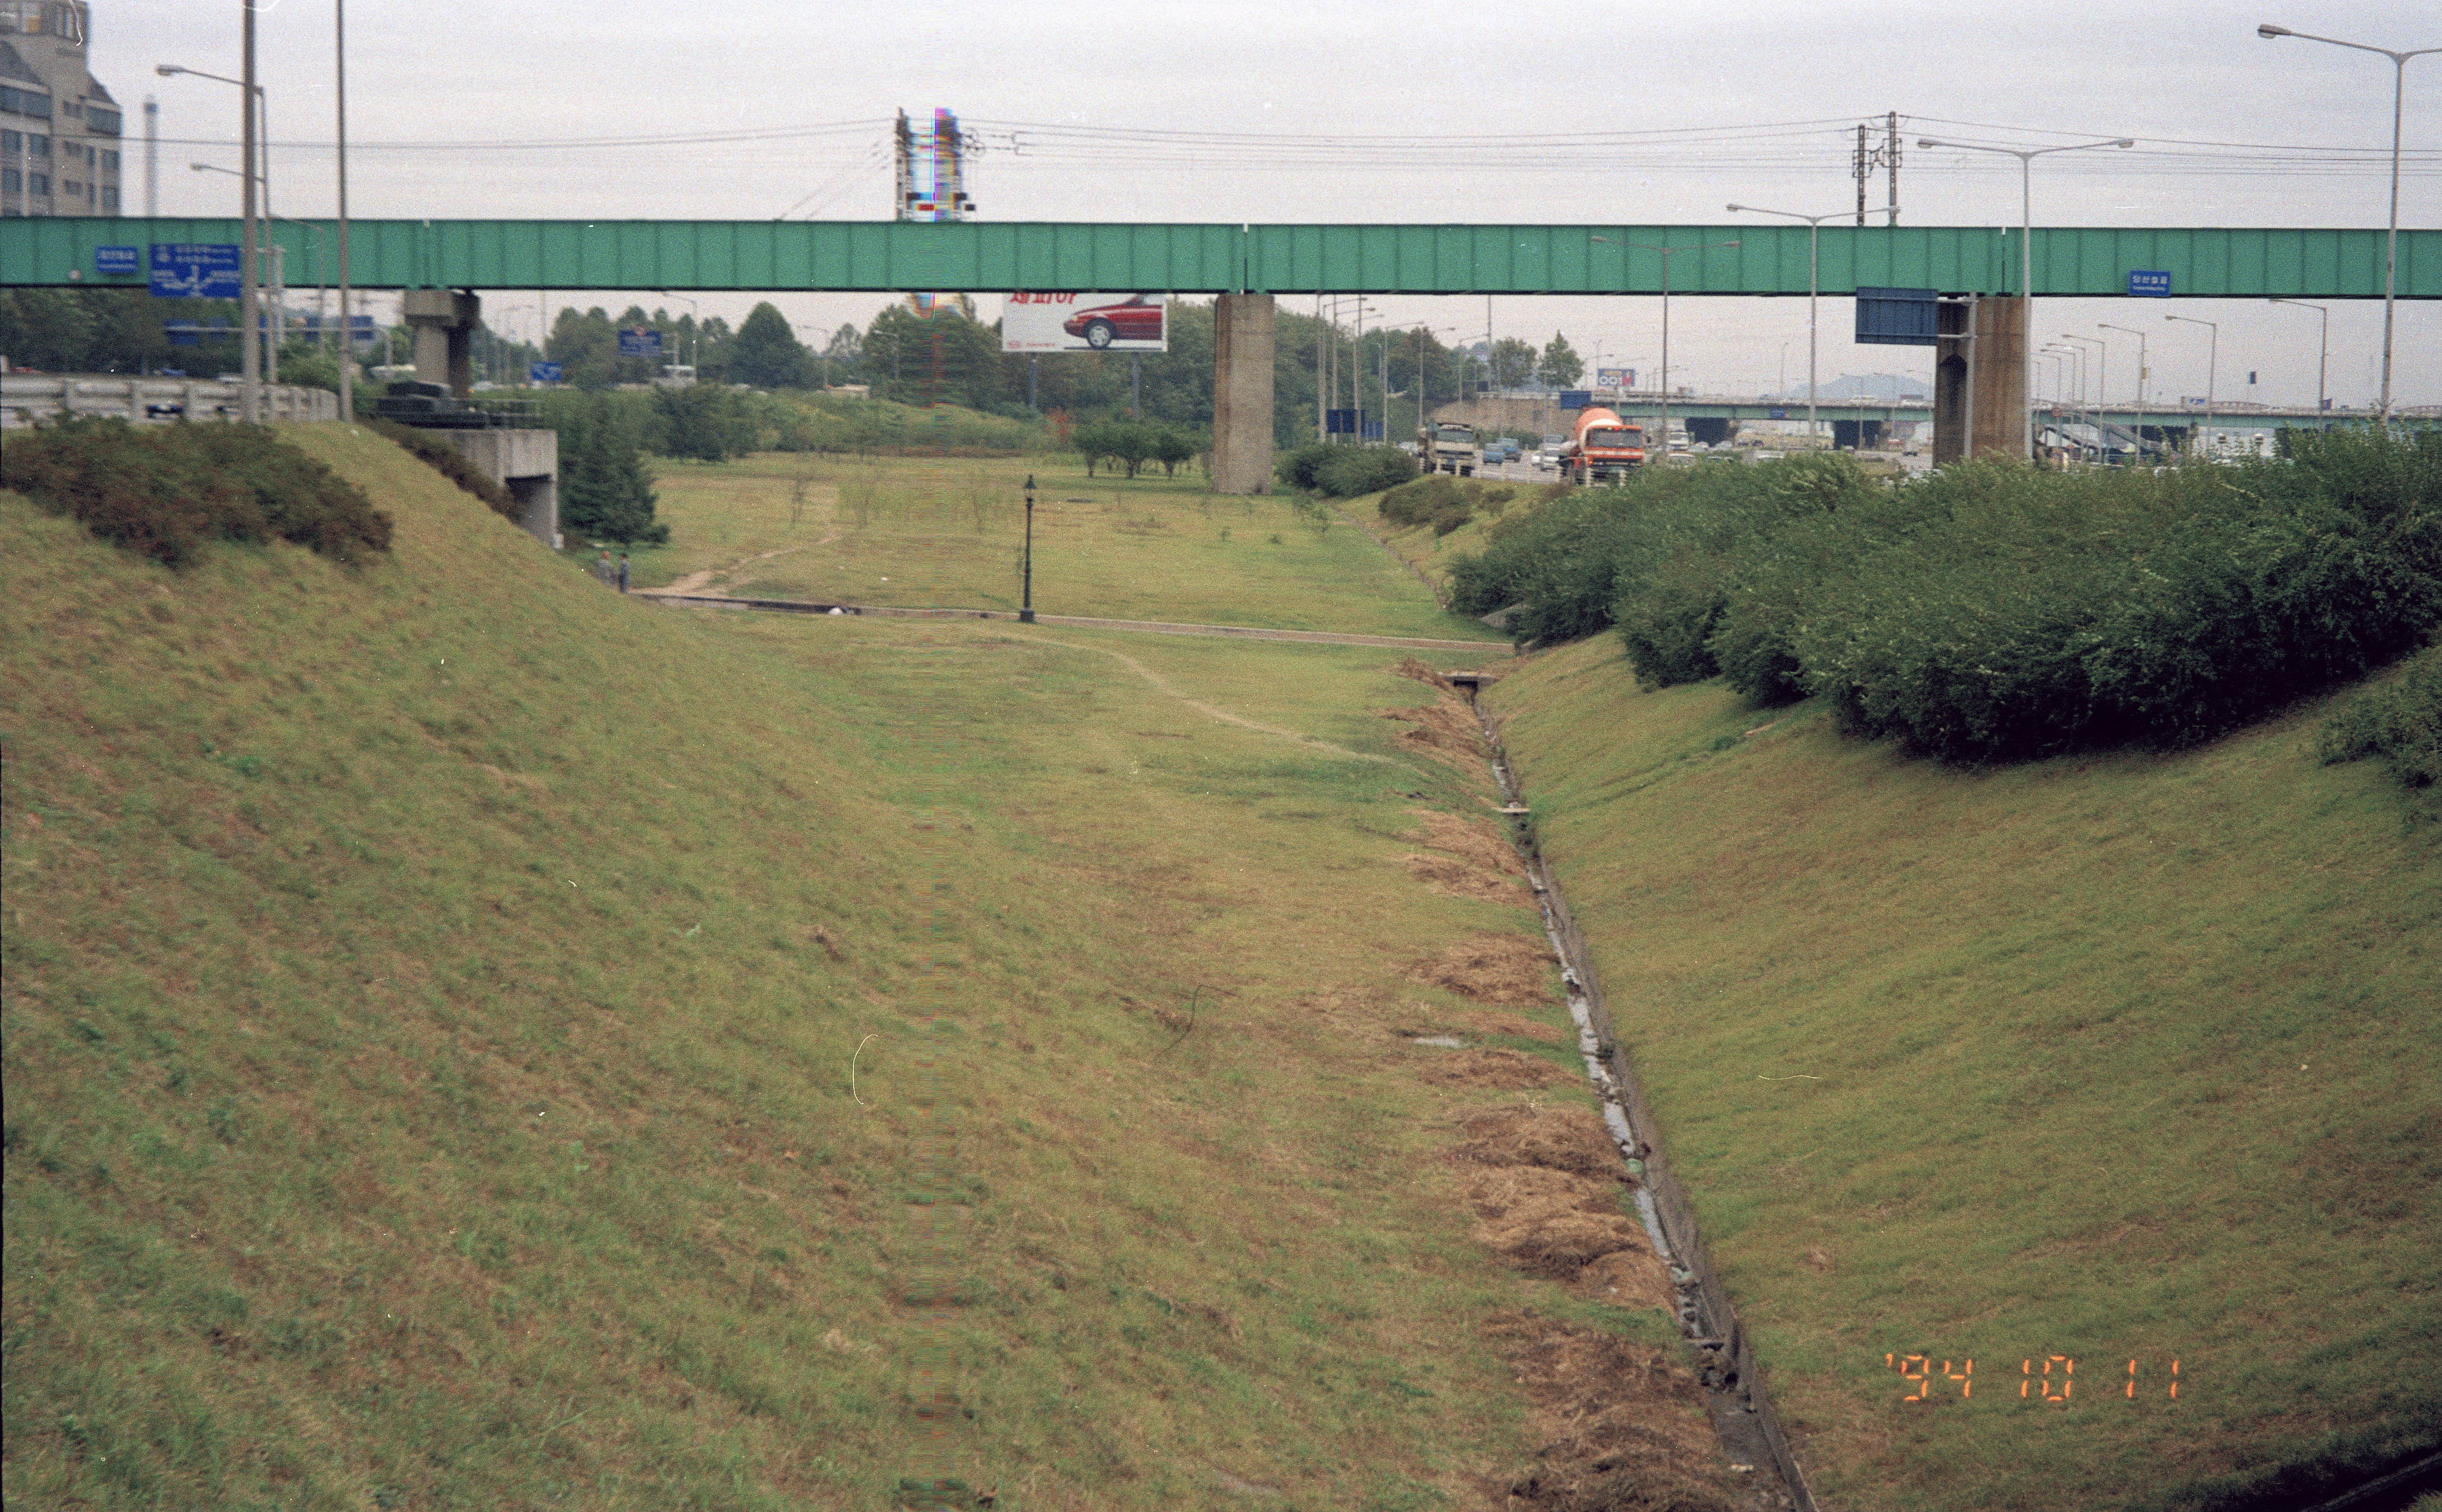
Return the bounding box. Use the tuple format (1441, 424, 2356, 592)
(1061, 294, 1163, 349)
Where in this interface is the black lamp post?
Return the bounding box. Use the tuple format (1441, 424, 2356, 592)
(1020, 474, 1036, 623)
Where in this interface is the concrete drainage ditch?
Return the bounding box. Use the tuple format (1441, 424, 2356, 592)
(1452, 673, 1819, 1512)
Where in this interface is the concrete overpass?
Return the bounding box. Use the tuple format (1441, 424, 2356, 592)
(7, 216, 2432, 490)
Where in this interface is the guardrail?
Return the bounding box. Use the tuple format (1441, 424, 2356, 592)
(0, 374, 340, 428)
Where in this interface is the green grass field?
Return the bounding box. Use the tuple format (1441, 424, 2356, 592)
(620, 453, 1507, 641)
(2, 428, 1712, 1510)
(1486, 636, 2442, 1512)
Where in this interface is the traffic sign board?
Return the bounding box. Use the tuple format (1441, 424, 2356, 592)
(531, 361, 564, 383)
(2128, 270, 2173, 297)
(95, 245, 140, 276)
(617, 327, 664, 357)
(149, 243, 243, 300)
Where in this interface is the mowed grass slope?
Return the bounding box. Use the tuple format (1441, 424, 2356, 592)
(1486, 637, 2442, 1512)
(2, 427, 1683, 1510)
(627, 453, 1505, 641)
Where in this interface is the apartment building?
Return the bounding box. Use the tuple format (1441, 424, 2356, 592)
(2, 1, 122, 217)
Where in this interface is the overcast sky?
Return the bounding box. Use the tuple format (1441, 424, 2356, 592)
(103, 0, 2440, 409)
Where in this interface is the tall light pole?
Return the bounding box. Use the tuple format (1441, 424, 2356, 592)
(2166, 314, 2219, 457)
(195, 164, 321, 385)
(2042, 344, 2081, 457)
(336, 0, 351, 422)
(1728, 201, 1896, 451)
(2061, 333, 2107, 461)
(1917, 135, 2133, 459)
(2267, 298, 2329, 414)
(1595, 235, 1741, 459)
(2257, 25, 2439, 426)
(2099, 322, 2150, 460)
(160, 56, 271, 412)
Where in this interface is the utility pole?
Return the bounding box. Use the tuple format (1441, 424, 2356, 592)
(1886, 111, 1901, 225)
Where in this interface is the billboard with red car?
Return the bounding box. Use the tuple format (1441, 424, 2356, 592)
(1002, 292, 1168, 353)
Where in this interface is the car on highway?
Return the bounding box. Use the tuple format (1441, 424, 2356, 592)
(1061, 294, 1163, 349)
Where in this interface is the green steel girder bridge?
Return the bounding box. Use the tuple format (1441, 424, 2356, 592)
(2, 217, 2435, 298)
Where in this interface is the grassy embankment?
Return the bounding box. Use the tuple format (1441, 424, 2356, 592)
(2, 427, 1723, 1509)
(1486, 637, 2440, 1512)
(619, 453, 1506, 642)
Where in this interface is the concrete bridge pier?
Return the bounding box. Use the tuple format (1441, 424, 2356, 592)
(1211, 292, 1275, 494)
(402, 288, 481, 398)
(1935, 294, 2028, 464)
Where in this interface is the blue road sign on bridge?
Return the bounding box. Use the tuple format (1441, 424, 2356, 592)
(617, 327, 663, 357)
(94, 244, 139, 276)
(531, 361, 563, 383)
(2128, 269, 2173, 297)
(149, 244, 242, 300)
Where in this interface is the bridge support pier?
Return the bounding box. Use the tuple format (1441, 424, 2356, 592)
(402, 288, 481, 398)
(1934, 295, 2028, 465)
(1211, 292, 1275, 494)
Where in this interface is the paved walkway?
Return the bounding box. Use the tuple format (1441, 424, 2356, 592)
(631, 591, 1515, 654)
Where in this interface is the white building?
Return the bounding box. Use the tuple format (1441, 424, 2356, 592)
(2, 2, 123, 219)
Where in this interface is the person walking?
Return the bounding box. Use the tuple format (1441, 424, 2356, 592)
(595, 547, 613, 586)
(617, 551, 630, 594)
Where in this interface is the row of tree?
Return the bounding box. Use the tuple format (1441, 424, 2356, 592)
(1070, 419, 1203, 478)
(2, 286, 1601, 448)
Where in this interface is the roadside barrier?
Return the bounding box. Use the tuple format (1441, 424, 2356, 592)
(1, 374, 340, 428)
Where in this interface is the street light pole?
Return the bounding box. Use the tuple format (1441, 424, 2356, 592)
(161, 56, 276, 407)
(1596, 235, 1741, 459)
(2267, 298, 2330, 415)
(1917, 136, 2132, 459)
(2042, 345, 2080, 457)
(2258, 25, 2439, 425)
(2061, 333, 2107, 461)
(1729, 202, 1896, 450)
(1020, 474, 1036, 623)
(2099, 322, 2150, 460)
(2166, 314, 2219, 457)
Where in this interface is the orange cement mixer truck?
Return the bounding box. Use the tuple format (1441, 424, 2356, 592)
(1558, 407, 1648, 484)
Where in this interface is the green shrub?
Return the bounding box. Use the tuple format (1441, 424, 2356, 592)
(2, 418, 392, 569)
(1444, 452, 1873, 656)
(1793, 452, 2442, 760)
(363, 417, 520, 522)
(1379, 476, 1520, 535)
(1279, 444, 1414, 499)
(2319, 645, 2441, 802)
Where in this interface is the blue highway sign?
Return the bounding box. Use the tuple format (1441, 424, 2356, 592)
(149, 243, 243, 300)
(94, 244, 140, 276)
(530, 361, 563, 383)
(2128, 270, 2173, 297)
(617, 327, 664, 357)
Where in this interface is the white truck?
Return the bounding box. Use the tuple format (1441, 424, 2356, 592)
(1416, 421, 1478, 477)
